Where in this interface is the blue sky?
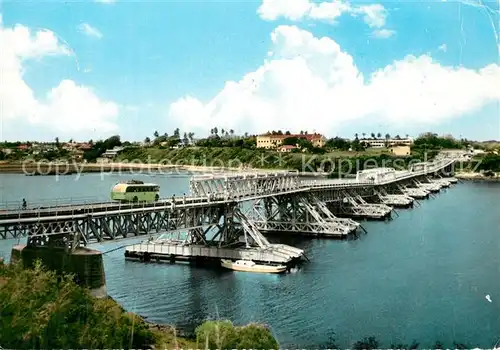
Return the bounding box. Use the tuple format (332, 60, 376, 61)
(0, 0, 499, 142)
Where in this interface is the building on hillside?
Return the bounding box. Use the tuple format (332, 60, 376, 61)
(256, 132, 326, 149)
(278, 145, 297, 153)
(102, 146, 124, 159)
(360, 137, 413, 148)
(390, 145, 411, 156)
(77, 143, 92, 150)
(72, 149, 84, 161)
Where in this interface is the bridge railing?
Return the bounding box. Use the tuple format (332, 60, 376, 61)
(0, 196, 106, 211)
(300, 159, 455, 188)
(0, 194, 227, 219)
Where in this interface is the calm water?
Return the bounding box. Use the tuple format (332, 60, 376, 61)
(1, 173, 499, 348)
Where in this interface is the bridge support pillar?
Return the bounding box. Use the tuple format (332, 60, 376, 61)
(10, 245, 107, 299)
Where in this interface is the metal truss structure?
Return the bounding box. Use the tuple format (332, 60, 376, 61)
(327, 191, 393, 220)
(0, 201, 271, 252)
(373, 188, 414, 208)
(189, 172, 302, 200)
(246, 193, 360, 237)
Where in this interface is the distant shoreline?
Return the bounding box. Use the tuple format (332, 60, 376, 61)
(455, 172, 500, 182)
(0, 161, 274, 175)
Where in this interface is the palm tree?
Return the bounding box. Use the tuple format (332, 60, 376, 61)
(154, 130, 159, 138)
(230, 129, 234, 137)
(221, 128, 225, 136)
(377, 132, 382, 138)
(354, 133, 359, 139)
(371, 133, 375, 139)
(384, 133, 391, 147)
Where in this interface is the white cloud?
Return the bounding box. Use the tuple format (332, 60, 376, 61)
(78, 23, 103, 39)
(258, 0, 388, 25)
(354, 4, 387, 28)
(0, 22, 119, 139)
(94, 0, 117, 3)
(438, 43, 448, 52)
(257, 0, 395, 37)
(257, 0, 312, 21)
(309, 1, 352, 21)
(168, 25, 500, 135)
(34, 80, 119, 133)
(373, 28, 395, 38)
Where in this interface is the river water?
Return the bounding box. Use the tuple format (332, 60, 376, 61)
(0, 172, 499, 348)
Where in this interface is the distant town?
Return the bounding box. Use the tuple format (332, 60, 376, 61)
(0, 129, 497, 169)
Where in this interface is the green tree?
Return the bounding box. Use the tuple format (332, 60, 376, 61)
(353, 336, 379, 350)
(154, 130, 159, 138)
(235, 324, 278, 349)
(195, 320, 237, 349)
(195, 321, 278, 350)
(326, 137, 350, 151)
(0, 261, 155, 349)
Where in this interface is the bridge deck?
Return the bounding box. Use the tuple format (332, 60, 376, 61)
(0, 159, 455, 221)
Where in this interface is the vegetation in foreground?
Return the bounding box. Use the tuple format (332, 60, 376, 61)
(0, 260, 278, 349)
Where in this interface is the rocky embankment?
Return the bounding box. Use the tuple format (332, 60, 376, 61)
(455, 172, 500, 181)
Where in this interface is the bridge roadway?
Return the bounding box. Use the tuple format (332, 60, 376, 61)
(0, 158, 455, 221)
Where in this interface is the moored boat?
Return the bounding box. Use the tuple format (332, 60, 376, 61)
(220, 259, 286, 273)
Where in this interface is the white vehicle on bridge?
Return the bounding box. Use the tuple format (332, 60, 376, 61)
(110, 180, 160, 203)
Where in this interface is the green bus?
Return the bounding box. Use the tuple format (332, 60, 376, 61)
(110, 180, 160, 202)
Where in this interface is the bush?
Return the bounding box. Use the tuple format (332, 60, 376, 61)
(195, 320, 278, 349)
(0, 260, 155, 349)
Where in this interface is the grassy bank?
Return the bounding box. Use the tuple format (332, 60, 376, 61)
(115, 146, 429, 175)
(0, 260, 278, 349)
